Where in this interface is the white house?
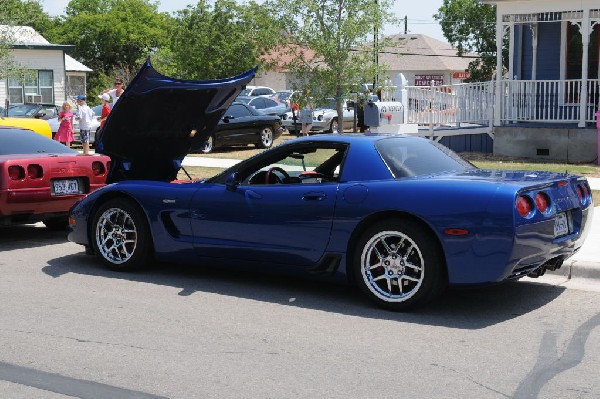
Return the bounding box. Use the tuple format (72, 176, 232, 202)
(399, 1, 599, 162)
(0, 25, 92, 107)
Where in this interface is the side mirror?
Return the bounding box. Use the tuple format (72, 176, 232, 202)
(223, 115, 234, 122)
(225, 172, 240, 191)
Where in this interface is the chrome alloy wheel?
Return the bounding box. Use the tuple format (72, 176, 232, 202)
(360, 230, 425, 302)
(260, 127, 273, 148)
(95, 207, 138, 265)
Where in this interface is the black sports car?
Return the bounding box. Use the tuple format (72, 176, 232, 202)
(197, 102, 284, 153)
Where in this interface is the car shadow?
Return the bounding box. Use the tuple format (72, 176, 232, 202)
(0, 223, 67, 251)
(43, 251, 566, 329)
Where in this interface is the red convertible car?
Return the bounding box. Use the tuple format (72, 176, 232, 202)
(0, 126, 110, 229)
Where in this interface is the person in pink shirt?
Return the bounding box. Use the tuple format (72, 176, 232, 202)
(54, 102, 74, 147)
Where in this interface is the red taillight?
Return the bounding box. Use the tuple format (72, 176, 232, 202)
(92, 161, 106, 176)
(8, 165, 25, 180)
(516, 195, 533, 218)
(535, 192, 549, 213)
(557, 180, 568, 187)
(27, 164, 43, 179)
(577, 185, 584, 201)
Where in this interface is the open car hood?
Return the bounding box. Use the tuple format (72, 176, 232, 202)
(97, 59, 255, 182)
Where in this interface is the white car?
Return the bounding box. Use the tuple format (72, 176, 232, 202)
(281, 98, 357, 134)
(238, 86, 276, 97)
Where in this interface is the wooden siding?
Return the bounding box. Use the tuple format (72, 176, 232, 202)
(4, 49, 66, 106)
(537, 22, 561, 79)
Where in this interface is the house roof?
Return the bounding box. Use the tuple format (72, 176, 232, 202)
(377, 34, 478, 72)
(1, 25, 91, 72)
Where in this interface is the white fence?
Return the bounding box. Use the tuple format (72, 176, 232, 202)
(403, 79, 599, 129)
(501, 79, 600, 123)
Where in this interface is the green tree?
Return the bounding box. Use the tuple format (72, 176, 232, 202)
(165, 0, 283, 80)
(47, 0, 170, 76)
(434, 0, 504, 81)
(268, 0, 396, 130)
(0, 0, 54, 33)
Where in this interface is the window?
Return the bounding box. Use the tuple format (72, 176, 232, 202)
(227, 104, 251, 117)
(566, 23, 599, 79)
(564, 23, 599, 103)
(6, 70, 54, 104)
(67, 75, 85, 100)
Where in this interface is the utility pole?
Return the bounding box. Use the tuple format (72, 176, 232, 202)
(404, 15, 408, 34)
(373, 0, 379, 90)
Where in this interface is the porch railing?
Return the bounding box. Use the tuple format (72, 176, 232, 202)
(405, 82, 494, 127)
(402, 79, 599, 129)
(500, 79, 600, 124)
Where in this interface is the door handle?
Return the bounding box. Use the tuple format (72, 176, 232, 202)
(302, 191, 326, 201)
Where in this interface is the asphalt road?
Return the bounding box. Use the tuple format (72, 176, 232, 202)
(1, 223, 600, 399)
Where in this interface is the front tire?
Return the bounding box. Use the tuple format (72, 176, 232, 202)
(329, 118, 339, 133)
(200, 135, 214, 154)
(256, 127, 274, 149)
(353, 219, 445, 311)
(92, 198, 152, 271)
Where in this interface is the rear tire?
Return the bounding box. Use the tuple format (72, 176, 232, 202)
(352, 219, 445, 311)
(91, 198, 152, 271)
(256, 127, 274, 149)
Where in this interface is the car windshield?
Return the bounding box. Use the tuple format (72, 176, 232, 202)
(376, 137, 475, 178)
(239, 89, 252, 96)
(0, 128, 77, 155)
(7, 104, 39, 117)
(235, 97, 251, 104)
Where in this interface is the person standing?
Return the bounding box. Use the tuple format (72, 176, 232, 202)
(101, 78, 125, 104)
(298, 89, 314, 137)
(97, 93, 111, 130)
(54, 102, 74, 147)
(75, 95, 95, 155)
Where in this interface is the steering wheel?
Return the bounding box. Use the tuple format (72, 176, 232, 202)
(265, 167, 290, 184)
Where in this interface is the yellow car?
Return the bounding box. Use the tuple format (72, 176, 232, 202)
(0, 117, 52, 139)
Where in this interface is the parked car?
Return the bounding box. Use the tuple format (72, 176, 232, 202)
(197, 102, 284, 153)
(235, 95, 289, 116)
(0, 126, 110, 229)
(282, 95, 379, 134)
(67, 61, 593, 311)
(0, 117, 52, 138)
(281, 98, 355, 134)
(238, 86, 276, 97)
(7, 103, 59, 120)
(271, 90, 294, 104)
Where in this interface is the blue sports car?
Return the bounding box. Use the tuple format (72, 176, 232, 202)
(68, 61, 594, 310)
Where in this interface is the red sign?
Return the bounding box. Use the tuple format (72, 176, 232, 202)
(452, 71, 471, 80)
(414, 74, 444, 86)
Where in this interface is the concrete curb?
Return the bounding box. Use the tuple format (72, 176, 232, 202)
(548, 259, 600, 281)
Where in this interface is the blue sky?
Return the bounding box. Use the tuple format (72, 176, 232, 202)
(41, 0, 446, 41)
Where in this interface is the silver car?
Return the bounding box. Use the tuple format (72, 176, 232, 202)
(281, 98, 356, 134)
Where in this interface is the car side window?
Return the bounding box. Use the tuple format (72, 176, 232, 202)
(44, 107, 57, 118)
(252, 98, 266, 109)
(227, 104, 251, 117)
(240, 144, 348, 186)
(263, 98, 277, 108)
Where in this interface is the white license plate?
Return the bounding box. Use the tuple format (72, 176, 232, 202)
(52, 179, 80, 196)
(554, 212, 569, 237)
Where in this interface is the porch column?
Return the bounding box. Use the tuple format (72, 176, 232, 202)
(494, 20, 505, 126)
(531, 24, 538, 80)
(579, 11, 590, 127)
